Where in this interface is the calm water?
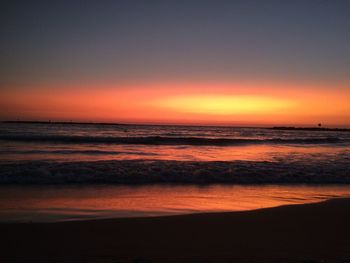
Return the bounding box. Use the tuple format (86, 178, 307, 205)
(0, 123, 349, 221)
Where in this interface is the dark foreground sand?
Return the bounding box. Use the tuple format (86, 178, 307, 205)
(1, 198, 350, 263)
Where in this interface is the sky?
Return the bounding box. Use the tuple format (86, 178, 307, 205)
(1, 0, 350, 126)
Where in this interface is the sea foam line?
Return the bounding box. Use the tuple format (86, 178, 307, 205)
(1, 159, 349, 184)
(0, 135, 343, 145)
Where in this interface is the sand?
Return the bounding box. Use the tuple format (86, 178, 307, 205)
(1, 198, 350, 263)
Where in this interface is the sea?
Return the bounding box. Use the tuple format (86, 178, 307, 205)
(0, 122, 349, 222)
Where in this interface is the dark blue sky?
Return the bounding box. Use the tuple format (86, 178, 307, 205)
(1, 0, 350, 87)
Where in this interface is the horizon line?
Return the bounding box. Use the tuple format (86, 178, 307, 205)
(2, 120, 350, 129)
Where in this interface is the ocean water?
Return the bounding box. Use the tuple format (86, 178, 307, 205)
(0, 122, 349, 221)
(1, 122, 350, 184)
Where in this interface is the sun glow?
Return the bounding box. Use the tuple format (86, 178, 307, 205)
(1, 81, 350, 126)
(154, 95, 295, 115)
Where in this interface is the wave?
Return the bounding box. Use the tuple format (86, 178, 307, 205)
(0, 159, 349, 184)
(0, 135, 343, 146)
(0, 149, 158, 156)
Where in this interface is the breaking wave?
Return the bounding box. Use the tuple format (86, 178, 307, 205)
(1, 159, 349, 184)
(0, 135, 343, 146)
(0, 149, 158, 156)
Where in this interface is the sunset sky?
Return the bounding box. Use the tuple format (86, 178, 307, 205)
(1, 0, 350, 126)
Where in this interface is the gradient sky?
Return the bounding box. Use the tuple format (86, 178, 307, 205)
(1, 0, 350, 126)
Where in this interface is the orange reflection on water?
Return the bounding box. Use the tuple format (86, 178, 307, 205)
(1, 142, 348, 163)
(0, 184, 349, 222)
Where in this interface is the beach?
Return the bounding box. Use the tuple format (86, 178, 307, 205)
(1, 123, 349, 262)
(3, 0, 350, 262)
(1, 198, 350, 263)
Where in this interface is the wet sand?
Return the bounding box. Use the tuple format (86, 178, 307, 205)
(1, 198, 350, 263)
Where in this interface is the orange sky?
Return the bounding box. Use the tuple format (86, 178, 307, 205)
(1, 81, 350, 127)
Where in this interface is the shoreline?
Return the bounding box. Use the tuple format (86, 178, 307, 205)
(2, 198, 350, 262)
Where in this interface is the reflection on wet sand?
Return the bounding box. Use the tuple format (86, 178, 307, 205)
(1, 184, 349, 222)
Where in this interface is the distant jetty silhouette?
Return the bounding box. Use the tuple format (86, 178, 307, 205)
(271, 126, 350, 132)
(1, 121, 350, 132)
(1, 120, 124, 126)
